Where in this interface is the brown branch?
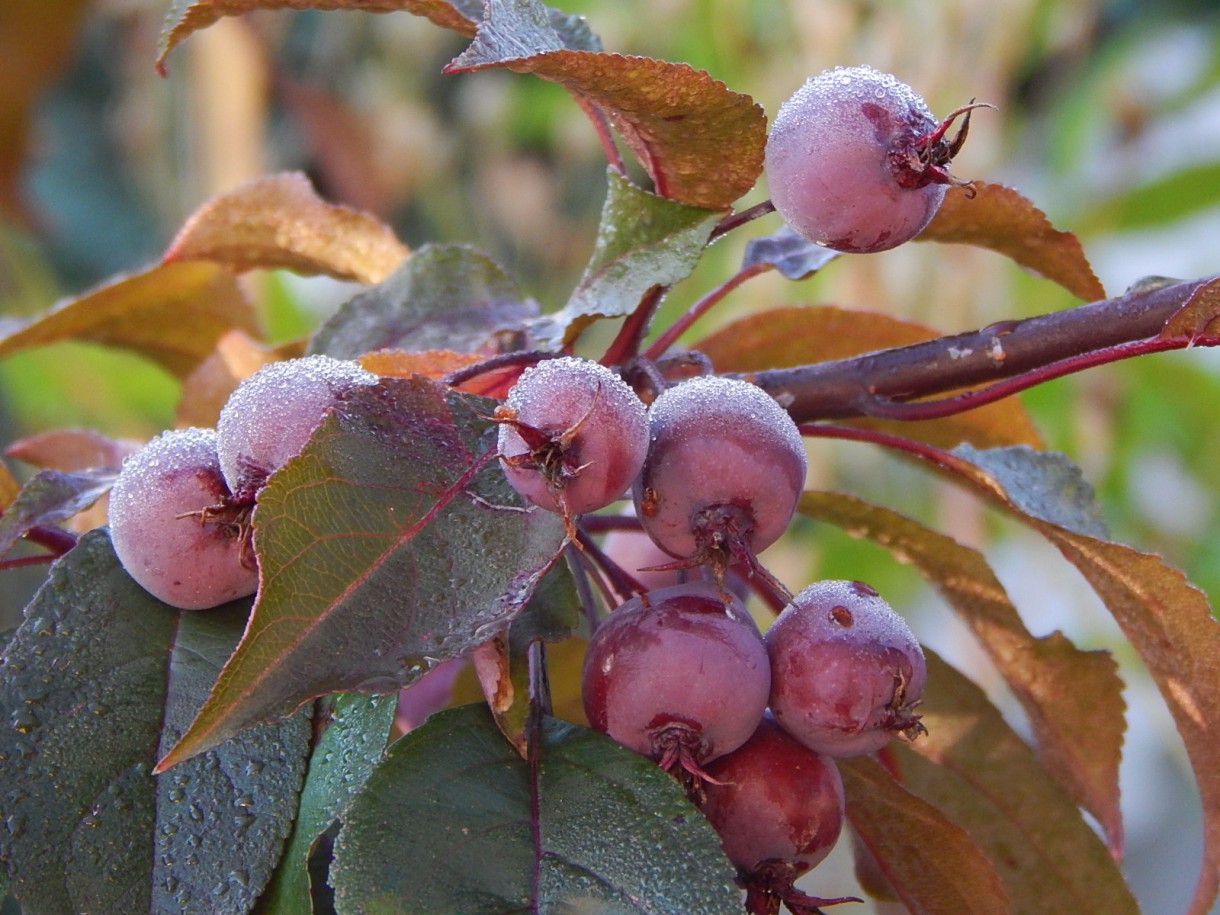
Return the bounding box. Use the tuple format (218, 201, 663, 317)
(736, 276, 1220, 423)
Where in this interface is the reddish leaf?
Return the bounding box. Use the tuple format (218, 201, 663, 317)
(164, 173, 409, 283)
(839, 753, 1008, 914)
(889, 653, 1139, 914)
(800, 490, 1125, 853)
(446, 1, 764, 210)
(157, 0, 482, 74)
(155, 376, 566, 770)
(1160, 274, 1220, 340)
(0, 468, 116, 557)
(696, 305, 1044, 449)
(919, 182, 1106, 302)
(0, 463, 19, 512)
(5, 429, 139, 473)
(0, 261, 257, 377)
(891, 441, 1220, 915)
(175, 330, 285, 429)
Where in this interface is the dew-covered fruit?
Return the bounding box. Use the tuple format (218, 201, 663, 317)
(765, 65, 980, 253)
(633, 375, 806, 562)
(581, 581, 770, 776)
(699, 714, 845, 880)
(109, 427, 258, 610)
(766, 579, 926, 757)
(216, 355, 377, 501)
(497, 356, 648, 517)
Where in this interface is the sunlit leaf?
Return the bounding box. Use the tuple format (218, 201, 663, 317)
(330, 704, 740, 913)
(0, 463, 19, 511)
(896, 653, 1138, 912)
(5, 428, 138, 472)
(839, 754, 1008, 914)
(0, 531, 310, 914)
(309, 244, 536, 359)
(0, 261, 257, 377)
(532, 170, 721, 349)
(801, 490, 1125, 851)
(447, 0, 765, 209)
(175, 329, 283, 429)
(918, 182, 1106, 302)
(0, 468, 115, 557)
(156, 377, 566, 770)
(259, 692, 397, 915)
(164, 173, 409, 284)
(696, 305, 1044, 449)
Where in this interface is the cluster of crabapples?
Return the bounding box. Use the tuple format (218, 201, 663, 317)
(496, 356, 928, 899)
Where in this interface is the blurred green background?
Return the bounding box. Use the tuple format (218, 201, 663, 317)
(2, 0, 1219, 911)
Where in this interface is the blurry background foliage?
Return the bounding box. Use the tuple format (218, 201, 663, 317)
(1, 0, 1219, 911)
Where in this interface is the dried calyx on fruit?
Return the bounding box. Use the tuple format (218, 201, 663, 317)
(765, 64, 990, 253)
(496, 356, 648, 525)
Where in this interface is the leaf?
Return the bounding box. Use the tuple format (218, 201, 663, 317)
(918, 182, 1106, 302)
(0, 530, 311, 914)
(891, 440, 1220, 915)
(0, 261, 257, 377)
(308, 244, 536, 359)
(0, 468, 116, 557)
(176, 329, 282, 428)
(889, 653, 1140, 914)
(741, 225, 840, 280)
(531, 170, 722, 349)
(164, 173, 409, 284)
(330, 704, 741, 913)
(258, 693, 397, 915)
(359, 349, 519, 398)
(839, 754, 1008, 914)
(157, 0, 484, 74)
(446, 0, 765, 210)
(5, 428, 138, 472)
(696, 305, 1044, 449)
(0, 463, 19, 512)
(800, 490, 1125, 852)
(1159, 274, 1220, 340)
(156, 376, 566, 770)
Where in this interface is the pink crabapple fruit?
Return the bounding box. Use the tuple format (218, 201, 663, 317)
(766, 579, 927, 758)
(108, 427, 258, 610)
(496, 356, 648, 521)
(765, 64, 987, 253)
(581, 580, 770, 782)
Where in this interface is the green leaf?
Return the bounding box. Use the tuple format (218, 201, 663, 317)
(799, 490, 1126, 854)
(890, 653, 1139, 914)
(0, 467, 115, 557)
(308, 244, 536, 359)
(0, 530, 311, 914)
(330, 704, 741, 914)
(839, 754, 1008, 914)
(0, 261, 257, 377)
(532, 170, 721, 349)
(157, 377, 566, 770)
(258, 693, 398, 915)
(447, 0, 765, 209)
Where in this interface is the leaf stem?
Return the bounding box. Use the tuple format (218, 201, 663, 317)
(710, 199, 776, 243)
(644, 262, 773, 360)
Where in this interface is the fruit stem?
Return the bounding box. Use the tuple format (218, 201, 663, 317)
(710, 199, 777, 243)
(644, 261, 774, 360)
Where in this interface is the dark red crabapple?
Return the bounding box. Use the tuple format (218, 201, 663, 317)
(699, 715, 845, 896)
(632, 375, 806, 564)
(581, 581, 770, 779)
(216, 354, 377, 501)
(765, 65, 984, 253)
(766, 579, 927, 757)
(496, 356, 648, 518)
(108, 427, 257, 610)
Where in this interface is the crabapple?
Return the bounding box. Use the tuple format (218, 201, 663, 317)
(108, 427, 257, 610)
(699, 714, 844, 881)
(765, 65, 983, 253)
(581, 581, 770, 778)
(766, 579, 926, 757)
(632, 375, 806, 564)
(216, 354, 377, 501)
(496, 356, 648, 517)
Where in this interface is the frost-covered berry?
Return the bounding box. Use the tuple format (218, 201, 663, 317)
(216, 355, 377, 501)
(765, 65, 982, 253)
(766, 579, 926, 757)
(496, 356, 648, 518)
(581, 581, 770, 778)
(109, 427, 257, 610)
(633, 376, 806, 563)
